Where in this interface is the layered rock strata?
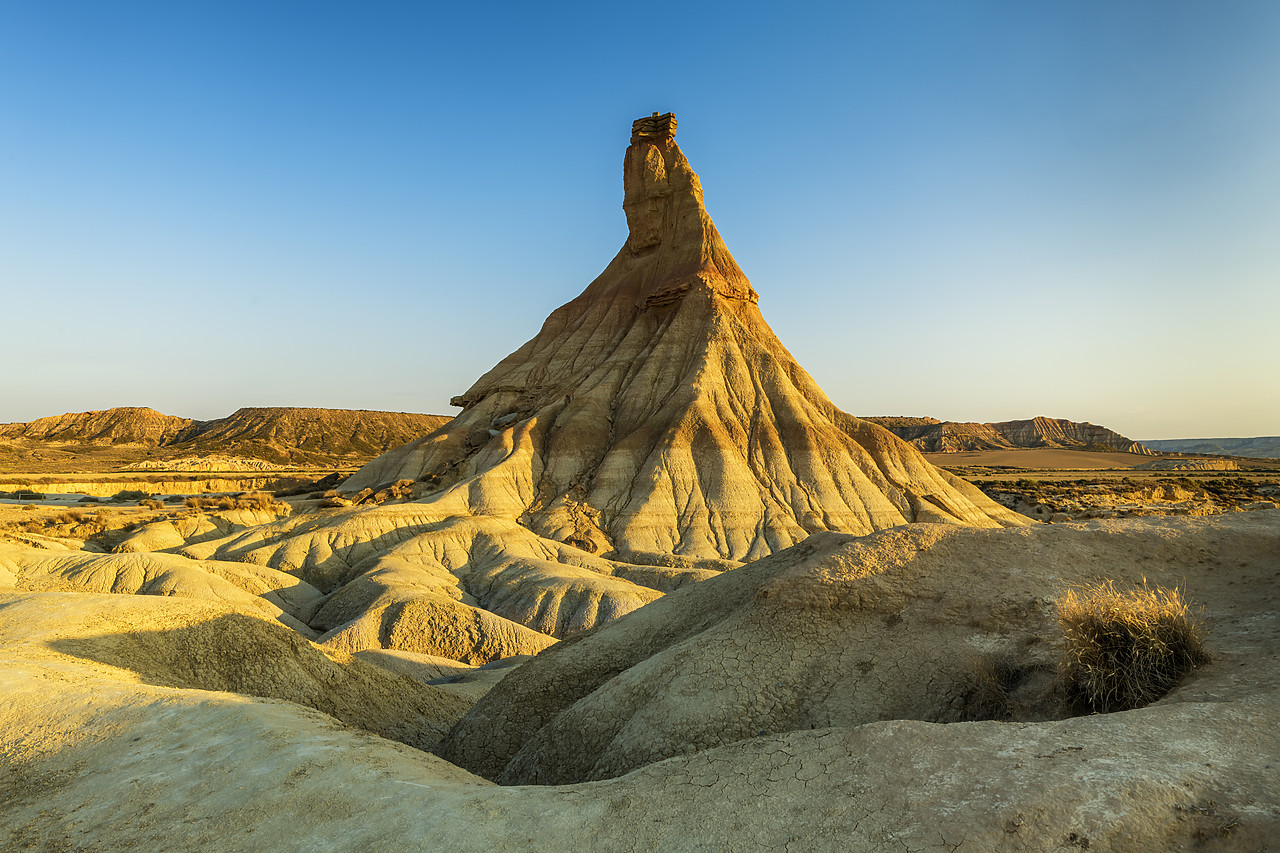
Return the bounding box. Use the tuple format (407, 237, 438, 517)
(346, 114, 1026, 566)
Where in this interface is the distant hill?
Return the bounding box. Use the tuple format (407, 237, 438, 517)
(861, 415, 1152, 455)
(0, 406, 452, 469)
(1141, 437, 1280, 459)
(0, 407, 193, 445)
(172, 407, 453, 465)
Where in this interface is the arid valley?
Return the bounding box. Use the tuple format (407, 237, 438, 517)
(3, 107, 1279, 852)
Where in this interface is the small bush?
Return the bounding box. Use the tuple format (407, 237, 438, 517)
(235, 492, 276, 511)
(140, 498, 165, 510)
(183, 492, 289, 514)
(111, 489, 151, 503)
(1058, 579, 1207, 713)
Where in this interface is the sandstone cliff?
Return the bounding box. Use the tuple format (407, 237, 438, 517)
(863, 414, 1153, 454)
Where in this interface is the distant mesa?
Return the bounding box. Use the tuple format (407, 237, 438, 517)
(863, 415, 1153, 455)
(1142, 436, 1280, 460)
(0, 406, 451, 468)
(0, 406, 193, 447)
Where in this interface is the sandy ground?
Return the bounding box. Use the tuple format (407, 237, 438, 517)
(1, 510, 1277, 851)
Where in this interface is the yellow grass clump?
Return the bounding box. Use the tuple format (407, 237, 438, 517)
(1058, 579, 1207, 713)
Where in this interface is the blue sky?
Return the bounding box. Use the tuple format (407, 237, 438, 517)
(2, 1, 1277, 439)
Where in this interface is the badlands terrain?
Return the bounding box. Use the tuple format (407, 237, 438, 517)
(2, 114, 1278, 851)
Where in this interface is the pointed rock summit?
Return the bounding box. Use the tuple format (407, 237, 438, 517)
(349, 113, 1025, 561)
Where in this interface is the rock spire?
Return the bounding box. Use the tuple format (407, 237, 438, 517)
(349, 113, 1026, 562)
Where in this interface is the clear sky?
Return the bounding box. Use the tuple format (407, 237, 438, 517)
(2, 1, 1277, 440)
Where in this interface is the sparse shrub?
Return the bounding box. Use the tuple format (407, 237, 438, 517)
(77, 495, 101, 503)
(1057, 579, 1207, 713)
(181, 492, 289, 514)
(235, 492, 275, 511)
(110, 489, 151, 503)
(140, 498, 165, 510)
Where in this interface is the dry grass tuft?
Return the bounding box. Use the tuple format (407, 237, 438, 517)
(1058, 579, 1207, 713)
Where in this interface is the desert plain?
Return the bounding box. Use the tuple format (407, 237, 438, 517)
(2, 115, 1278, 852)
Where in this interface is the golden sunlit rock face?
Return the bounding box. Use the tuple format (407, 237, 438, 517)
(346, 115, 1026, 564)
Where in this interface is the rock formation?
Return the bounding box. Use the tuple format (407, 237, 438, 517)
(346, 114, 1026, 564)
(993, 416, 1152, 454)
(864, 414, 1153, 454)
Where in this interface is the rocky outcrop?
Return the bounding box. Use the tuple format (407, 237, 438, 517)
(864, 414, 1154, 454)
(992, 416, 1152, 454)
